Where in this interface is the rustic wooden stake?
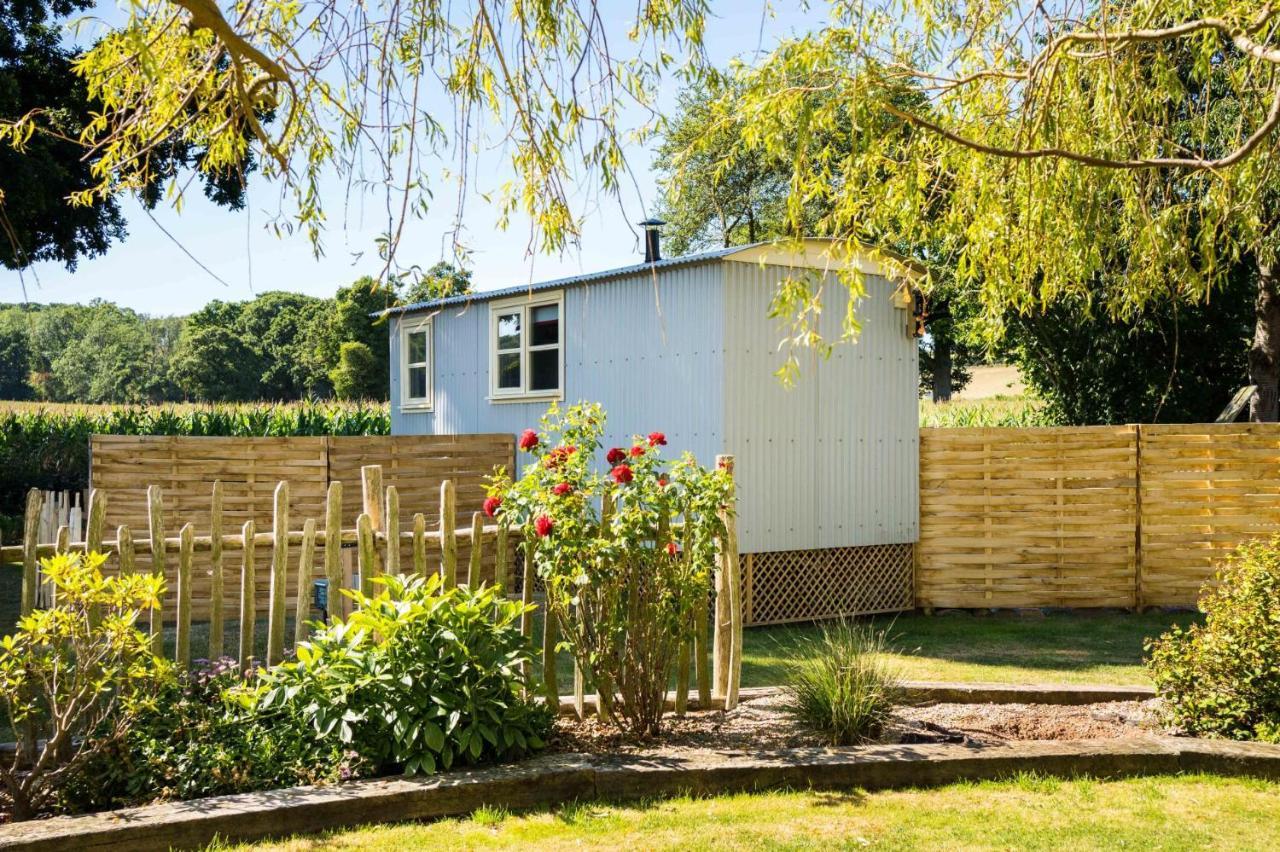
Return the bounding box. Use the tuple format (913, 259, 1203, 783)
(85, 489, 106, 556)
(147, 485, 166, 654)
(116, 525, 135, 577)
(495, 523, 509, 593)
(440, 480, 457, 588)
(55, 525, 69, 554)
(238, 520, 256, 674)
(716, 454, 743, 711)
(467, 511, 483, 587)
(360, 465, 384, 580)
(384, 485, 401, 574)
(21, 489, 40, 616)
(266, 481, 290, 666)
(412, 513, 427, 575)
(542, 607, 559, 706)
(176, 523, 194, 669)
(294, 517, 317, 647)
(520, 539, 535, 685)
(209, 480, 225, 660)
(675, 627, 692, 716)
(356, 513, 376, 598)
(324, 481, 342, 622)
(596, 490, 616, 723)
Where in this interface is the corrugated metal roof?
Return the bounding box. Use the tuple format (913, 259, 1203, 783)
(379, 245, 743, 317)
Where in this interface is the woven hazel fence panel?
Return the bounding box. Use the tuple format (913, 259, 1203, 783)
(917, 426, 1139, 609)
(1138, 424, 1280, 607)
(89, 434, 514, 619)
(744, 544, 914, 625)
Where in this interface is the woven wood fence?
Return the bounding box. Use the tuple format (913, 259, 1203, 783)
(87, 434, 512, 618)
(918, 424, 1280, 609)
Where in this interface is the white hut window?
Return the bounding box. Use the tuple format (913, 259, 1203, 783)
(489, 292, 564, 401)
(400, 317, 433, 411)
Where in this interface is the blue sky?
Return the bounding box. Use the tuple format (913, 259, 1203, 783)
(1, 1, 829, 316)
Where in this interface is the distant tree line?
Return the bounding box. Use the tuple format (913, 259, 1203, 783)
(0, 263, 471, 403)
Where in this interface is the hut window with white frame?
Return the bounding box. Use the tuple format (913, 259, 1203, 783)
(489, 294, 563, 400)
(401, 317, 433, 409)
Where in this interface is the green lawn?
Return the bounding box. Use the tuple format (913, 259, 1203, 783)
(741, 610, 1199, 687)
(220, 774, 1280, 850)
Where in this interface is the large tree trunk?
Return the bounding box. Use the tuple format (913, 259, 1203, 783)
(931, 334, 954, 403)
(1250, 261, 1280, 422)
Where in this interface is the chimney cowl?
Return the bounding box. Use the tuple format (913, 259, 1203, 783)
(639, 218, 665, 263)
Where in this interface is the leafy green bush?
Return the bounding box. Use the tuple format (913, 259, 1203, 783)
(252, 573, 550, 775)
(488, 402, 733, 736)
(68, 659, 354, 811)
(1147, 538, 1280, 741)
(0, 553, 172, 820)
(783, 620, 901, 746)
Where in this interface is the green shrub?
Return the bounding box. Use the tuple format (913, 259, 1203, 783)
(0, 553, 172, 820)
(252, 573, 550, 775)
(69, 659, 354, 811)
(783, 620, 901, 746)
(1147, 537, 1280, 740)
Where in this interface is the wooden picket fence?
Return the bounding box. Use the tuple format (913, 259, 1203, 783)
(1, 458, 745, 715)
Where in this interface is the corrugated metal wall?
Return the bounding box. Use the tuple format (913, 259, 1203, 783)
(390, 261, 726, 471)
(722, 263, 919, 552)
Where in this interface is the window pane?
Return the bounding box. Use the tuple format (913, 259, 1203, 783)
(407, 330, 427, 365)
(408, 366, 428, 399)
(529, 347, 559, 391)
(497, 352, 521, 389)
(531, 303, 559, 346)
(497, 313, 521, 351)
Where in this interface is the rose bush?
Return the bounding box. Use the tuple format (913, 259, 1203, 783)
(488, 402, 733, 736)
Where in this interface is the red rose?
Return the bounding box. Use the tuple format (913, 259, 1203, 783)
(483, 496, 502, 518)
(606, 447, 626, 465)
(648, 432, 667, 447)
(666, 541, 678, 556)
(535, 515, 554, 537)
(553, 482, 573, 496)
(609, 464, 633, 484)
(519, 429, 539, 452)
(657, 477, 667, 487)
(630, 446, 644, 458)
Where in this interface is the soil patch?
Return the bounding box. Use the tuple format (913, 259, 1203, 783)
(551, 690, 1164, 756)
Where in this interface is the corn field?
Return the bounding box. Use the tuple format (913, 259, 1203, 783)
(919, 396, 1056, 428)
(0, 402, 390, 545)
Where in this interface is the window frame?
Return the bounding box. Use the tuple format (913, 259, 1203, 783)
(399, 315, 434, 411)
(488, 291, 565, 403)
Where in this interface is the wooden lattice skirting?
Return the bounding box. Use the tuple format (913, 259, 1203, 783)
(744, 544, 914, 626)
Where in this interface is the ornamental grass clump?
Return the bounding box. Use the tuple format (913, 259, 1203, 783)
(783, 620, 901, 746)
(489, 402, 734, 737)
(1147, 537, 1280, 741)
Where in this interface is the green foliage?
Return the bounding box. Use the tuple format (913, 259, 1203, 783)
(329, 342, 382, 401)
(399, 262, 473, 305)
(1147, 538, 1280, 741)
(0, 552, 171, 820)
(783, 620, 901, 746)
(70, 659, 352, 810)
(252, 574, 549, 775)
(919, 397, 1055, 428)
(0, 311, 32, 400)
(168, 325, 265, 402)
(490, 403, 733, 736)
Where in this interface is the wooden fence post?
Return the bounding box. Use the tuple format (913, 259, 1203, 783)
(384, 485, 401, 574)
(209, 480, 224, 660)
(324, 481, 342, 622)
(542, 606, 559, 706)
(238, 520, 256, 673)
(467, 512, 483, 587)
(361, 465, 384, 581)
(356, 513, 376, 598)
(21, 489, 40, 616)
(495, 523, 509, 592)
(117, 525, 135, 577)
(176, 523, 194, 669)
(147, 485, 166, 654)
(713, 454, 742, 709)
(85, 489, 105, 556)
(520, 539, 535, 686)
(266, 481, 290, 666)
(692, 522, 711, 708)
(294, 518, 317, 646)
(412, 513, 427, 575)
(440, 480, 457, 588)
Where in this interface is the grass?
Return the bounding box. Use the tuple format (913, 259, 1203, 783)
(919, 395, 1055, 427)
(742, 610, 1198, 687)
(220, 774, 1280, 850)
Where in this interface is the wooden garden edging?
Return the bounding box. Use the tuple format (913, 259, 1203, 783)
(5, 735, 1279, 851)
(918, 423, 1280, 610)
